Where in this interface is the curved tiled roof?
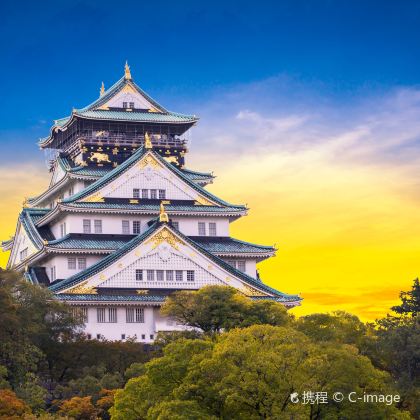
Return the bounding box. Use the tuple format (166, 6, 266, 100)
(49, 221, 301, 303)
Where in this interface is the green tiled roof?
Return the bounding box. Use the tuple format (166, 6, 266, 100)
(62, 202, 245, 214)
(56, 294, 166, 303)
(48, 234, 128, 250)
(46, 233, 273, 256)
(19, 208, 50, 249)
(49, 220, 300, 303)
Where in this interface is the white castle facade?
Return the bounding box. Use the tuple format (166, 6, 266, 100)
(2, 64, 301, 342)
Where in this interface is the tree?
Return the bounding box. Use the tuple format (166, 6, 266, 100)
(58, 396, 97, 420)
(111, 325, 409, 419)
(161, 285, 289, 334)
(15, 373, 47, 413)
(392, 278, 420, 317)
(147, 400, 217, 420)
(0, 389, 31, 419)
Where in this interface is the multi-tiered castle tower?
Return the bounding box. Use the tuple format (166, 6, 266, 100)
(2, 64, 301, 341)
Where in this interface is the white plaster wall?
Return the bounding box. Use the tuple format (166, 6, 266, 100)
(82, 306, 158, 342)
(9, 226, 38, 268)
(44, 254, 102, 281)
(48, 214, 230, 238)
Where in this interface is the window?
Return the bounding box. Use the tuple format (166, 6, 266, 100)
(141, 334, 146, 340)
(158, 189, 166, 199)
(147, 270, 155, 281)
(87, 334, 92, 340)
(227, 260, 236, 268)
(68, 186, 74, 196)
(50, 266, 56, 281)
(122, 220, 130, 234)
(133, 221, 141, 234)
(68, 257, 76, 270)
(175, 270, 183, 282)
(166, 270, 173, 281)
(96, 334, 101, 340)
(237, 261, 246, 272)
(156, 270, 164, 281)
(126, 307, 144, 323)
(78, 257, 87, 270)
(97, 308, 106, 323)
(123, 101, 128, 108)
(141, 189, 148, 199)
(198, 222, 206, 236)
(109, 307, 117, 323)
(121, 334, 126, 340)
(171, 221, 179, 230)
(83, 180, 91, 188)
(94, 220, 102, 234)
(150, 335, 154, 340)
(187, 270, 195, 282)
(60, 222, 67, 237)
(72, 306, 88, 322)
(209, 222, 217, 237)
(135, 269, 143, 281)
(150, 189, 157, 199)
(133, 188, 140, 199)
(20, 248, 28, 262)
(83, 219, 91, 234)
(129, 102, 134, 108)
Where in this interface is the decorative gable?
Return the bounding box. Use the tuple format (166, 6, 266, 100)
(60, 225, 268, 297)
(80, 152, 217, 205)
(9, 224, 39, 268)
(95, 83, 160, 112)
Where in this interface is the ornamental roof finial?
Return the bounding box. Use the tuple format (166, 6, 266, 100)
(124, 61, 132, 80)
(100, 81, 105, 97)
(144, 132, 153, 149)
(159, 202, 169, 223)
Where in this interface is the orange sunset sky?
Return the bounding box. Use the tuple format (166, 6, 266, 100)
(1, 77, 419, 321)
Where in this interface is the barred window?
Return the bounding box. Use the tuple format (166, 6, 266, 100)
(156, 270, 164, 281)
(166, 270, 174, 281)
(227, 260, 236, 268)
(78, 258, 87, 270)
(68, 186, 74, 196)
(187, 270, 195, 282)
(147, 270, 155, 281)
(237, 261, 246, 272)
(108, 307, 117, 323)
(50, 266, 56, 281)
(133, 221, 141, 234)
(72, 306, 88, 322)
(68, 257, 76, 270)
(60, 223, 66, 237)
(175, 270, 183, 282)
(122, 220, 130, 234)
(97, 307, 106, 323)
(135, 269, 143, 281)
(150, 189, 157, 199)
(123, 101, 128, 108)
(133, 188, 140, 198)
(20, 248, 28, 262)
(83, 219, 91, 234)
(126, 307, 144, 323)
(209, 222, 217, 237)
(94, 220, 102, 234)
(141, 189, 148, 199)
(158, 189, 166, 199)
(198, 222, 206, 236)
(129, 102, 134, 108)
(171, 221, 179, 230)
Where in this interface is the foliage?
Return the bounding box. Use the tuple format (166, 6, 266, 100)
(111, 325, 409, 419)
(58, 396, 97, 420)
(15, 373, 47, 413)
(161, 285, 289, 334)
(0, 388, 31, 419)
(392, 278, 420, 317)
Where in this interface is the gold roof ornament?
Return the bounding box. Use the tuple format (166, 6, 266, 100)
(124, 61, 132, 80)
(100, 81, 105, 97)
(144, 132, 153, 149)
(159, 202, 169, 223)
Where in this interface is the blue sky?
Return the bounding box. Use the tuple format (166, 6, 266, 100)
(1, 0, 420, 163)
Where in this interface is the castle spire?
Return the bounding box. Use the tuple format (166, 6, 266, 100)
(159, 202, 169, 223)
(100, 81, 105, 97)
(124, 61, 132, 80)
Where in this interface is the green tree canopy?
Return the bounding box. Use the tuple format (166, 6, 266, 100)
(160, 285, 289, 334)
